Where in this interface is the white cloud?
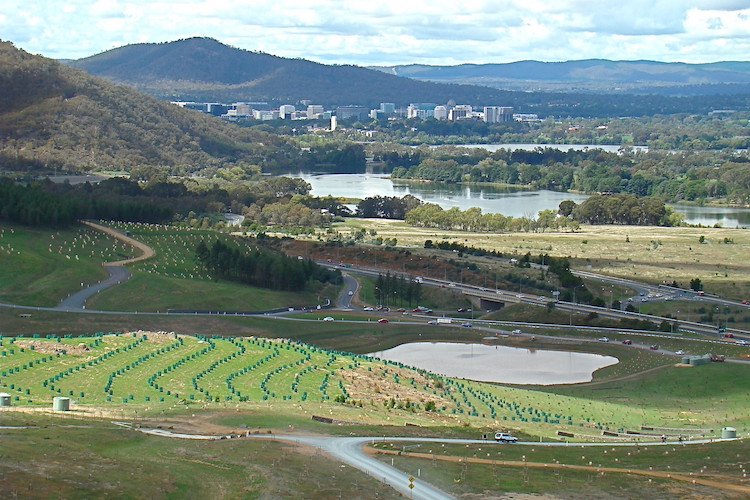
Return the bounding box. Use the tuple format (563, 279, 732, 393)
(2, 0, 750, 64)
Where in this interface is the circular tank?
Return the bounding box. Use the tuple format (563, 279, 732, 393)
(722, 427, 737, 439)
(0, 393, 11, 407)
(52, 396, 70, 411)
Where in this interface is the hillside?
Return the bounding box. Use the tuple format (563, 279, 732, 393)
(68, 37, 519, 107)
(66, 38, 750, 116)
(371, 60, 750, 95)
(0, 40, 289, 174)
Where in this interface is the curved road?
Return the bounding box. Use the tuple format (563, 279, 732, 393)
(113, 422, 737, 500)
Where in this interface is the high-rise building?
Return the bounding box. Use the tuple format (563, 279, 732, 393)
(407, 103, 437, 119)
(434, 105, 448, 120)
(279, 105, 296, 119)
(379, 102, 395, 114)
(483, 106, 514, 123)
(307, 105, 325, 119)
(336, 106, 370, 120)
(449, 104, 472, 121)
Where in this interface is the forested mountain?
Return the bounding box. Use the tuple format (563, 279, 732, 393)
(66, 38, 750, 116)
(67, 37, 518, 107)
(0, 40, 290, 175)
(371, 60, 750, 96)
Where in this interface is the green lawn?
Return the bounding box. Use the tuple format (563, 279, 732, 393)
(0, 223, 136, 306)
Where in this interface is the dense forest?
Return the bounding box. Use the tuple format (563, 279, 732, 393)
(0, 178, 172, 226)
(195, 239, 341, 291)
(0, 176, 348, 233)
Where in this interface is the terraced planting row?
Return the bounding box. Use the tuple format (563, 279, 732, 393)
(0, 332, 714, 436)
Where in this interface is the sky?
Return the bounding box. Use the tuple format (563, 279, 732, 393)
(3, 1, 750, 65)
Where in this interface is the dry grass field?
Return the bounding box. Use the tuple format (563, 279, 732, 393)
(331, 219, 750, 300)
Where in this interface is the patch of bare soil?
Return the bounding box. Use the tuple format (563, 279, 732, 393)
(14, 340, 91, 356)
(340, 366, 451, 408)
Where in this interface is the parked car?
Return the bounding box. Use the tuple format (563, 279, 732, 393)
(742, 300, 749, 305)
(427, 320, 438, 325)
(494, 432, 518, 443)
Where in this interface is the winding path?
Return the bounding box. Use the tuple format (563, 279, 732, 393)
(55, 221, 156, 311)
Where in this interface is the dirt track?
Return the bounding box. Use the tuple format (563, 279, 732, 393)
(372, 448, 750, 495)
(82, 220, 156, 265)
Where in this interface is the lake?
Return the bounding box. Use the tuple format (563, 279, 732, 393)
(293, 173, 750, 227)
(367, 342, 618, 385)
(444, 143, 649, 154)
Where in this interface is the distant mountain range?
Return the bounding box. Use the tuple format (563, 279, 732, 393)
(67, 37, 519, 108)
(65, 38, 750, 116)
(0, 40, 286, 174)
(369, 60, 750, 95)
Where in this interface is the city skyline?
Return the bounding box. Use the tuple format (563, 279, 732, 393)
(3, 1, 750, 66)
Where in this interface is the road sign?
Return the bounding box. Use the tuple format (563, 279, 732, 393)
(409, 476, 415, 482)
(408, 483, 414, 489)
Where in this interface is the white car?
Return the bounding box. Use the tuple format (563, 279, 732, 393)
(675, 350, 685, 355)
(511, 329, 522, 334)
(494, 432, 518, 443)
(323, 317, 334, 322)
(598, 337, 610, 342)
(363, 307, 374, 311)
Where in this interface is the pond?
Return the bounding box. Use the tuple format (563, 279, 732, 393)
(367, 342, 618, 385)
(294, 173, 750, 227)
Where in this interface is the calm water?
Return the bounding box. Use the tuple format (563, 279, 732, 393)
(368, 342, 618, 385)
(446, 143, 649, 154)
(294, 173, 750, 227)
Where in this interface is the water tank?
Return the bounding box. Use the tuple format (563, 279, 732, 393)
(0, 393, 11, 407)
(722, 427, 737, 439)
(52, 396, 70, 411)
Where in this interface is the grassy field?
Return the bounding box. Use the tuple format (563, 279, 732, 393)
(374, 439, 750, 499)
(0, 224, 137, 306)
(2, 331, 749, 437)
(0, 412, 400, 500)
(0, 221, 338, 312)
(329, 219, 750, 301)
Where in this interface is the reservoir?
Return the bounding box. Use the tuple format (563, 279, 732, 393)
(368, 342, 618, 385)
(295, 173, 750, 227)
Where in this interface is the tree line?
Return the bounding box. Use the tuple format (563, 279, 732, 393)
(561, 193, 678, 226)
(195, 239, 341, 292)
(374, 272, 422, 308)
(385, 144, 750, 205)
(0, 178, 172, 227)
(405, 204, 581, 232)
